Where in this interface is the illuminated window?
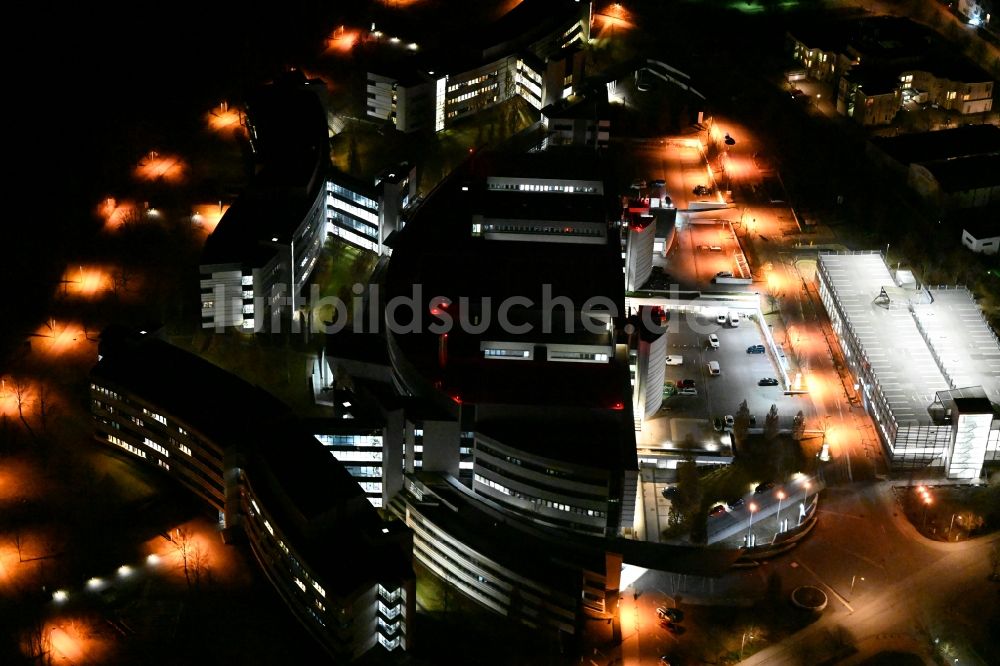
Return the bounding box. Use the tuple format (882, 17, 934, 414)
(264, 520, 275, 536)
(313, 581, 326, 598)
(178, 443, 192, 456)
(947, 91, 957, 100)
(143, 438, 169, 457)
(294, 577, 306, 593)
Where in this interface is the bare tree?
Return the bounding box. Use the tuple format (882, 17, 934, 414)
(766, 287, 783, 315)
(792, 410, 806, 441)
(111, 264, 133, 299)
(13, 527, 26, 562)
(12, 377, 36, 439)
(37, 381, 53, 432)
(172, 527, 212, 591)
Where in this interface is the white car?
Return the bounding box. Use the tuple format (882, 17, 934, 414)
(708, 334, 720, 349)
(678, 387, 698, 396)
(715, 313, 727, 325)
(665, 355, 683, 366)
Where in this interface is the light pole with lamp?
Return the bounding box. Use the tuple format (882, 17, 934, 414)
(850, 574, 864, 599)
(740, 626, 755, 660)
(746, 502, 758, 547)
(923, 495, 933, 530)
(799, 479, 812, 525)
(774, 490, 786, 541)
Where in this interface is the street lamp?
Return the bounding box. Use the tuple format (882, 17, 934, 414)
(740, 626, 755, 660)
(775, 490, 786, 538)
(799, 479, 812, 525)
(746, 502, 758, 547)
(922, 495, 933, 530)
(850, 574, 864, 599)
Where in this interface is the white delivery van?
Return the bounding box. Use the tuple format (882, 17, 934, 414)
(728, 312, 739, 327)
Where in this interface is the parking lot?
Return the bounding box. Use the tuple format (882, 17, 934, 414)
(655, 219, 750, 291)
(638, 311, 812, 449)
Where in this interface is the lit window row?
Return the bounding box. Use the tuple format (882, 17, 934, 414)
(328, 197, 378, 225)
(108, 434, 146, 459)
(473, 474, 605, 518)
(158, 459, 170, 471)
(483, 348, 530, 359)
(178, 443, 192, 456)
(143, 438, 169, 457)
(91, 384, 120, 401)
(142, 408, 167, 426)
(327, 180, 377, 208)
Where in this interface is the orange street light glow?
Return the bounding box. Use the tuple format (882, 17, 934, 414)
(326, 26, 361, 54)
(135, 151, 187, 184)
(61, 264, 112, 298)
(206, 103, 243, 135)
(98, 197, 139, 231)
(191, 203, 230, 235)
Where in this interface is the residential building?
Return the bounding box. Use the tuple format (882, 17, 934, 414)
(837, 67, 902, 125)
(957, 0, 995, 31)
(816, 253, 1000, 479)
(89, 327, 415, 660)
(789, 16, 995, 125)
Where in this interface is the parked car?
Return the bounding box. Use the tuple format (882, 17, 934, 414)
(707, 360, 721, 376)
(713, 417, 724, 432)
(665, 355, 683, 366)
(676, 378, 696, 388)
(708, 334, 719, 349)
(724, 415, 735, 428)
(708, 504, 727, 517)
(709, 245, 723, 252)
(651, 178, 666, 186)
(747, 344, 766, 354)
(693, 184, 711, 195)
(677, 387, 698, 396)
(716, 313, 727, 325)
(758, 377, 779, 386)
(716, 271, 733, 278)
(754, 481, 775, 494)
(727, 497, 745, 510)
(661, 486, 680, 499)
(657, 607, 685, 622)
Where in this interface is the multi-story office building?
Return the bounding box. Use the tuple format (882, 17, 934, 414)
(632, 307, 667, 424)
(89, 327, 415, 660)
(816, 253, 1000, 479)
(201, 80, 415, 331)
(308, 146, 642, 634)
(362, 0, 590, 132)
(326, 164, 416, 254)
(624, 213, 655, 292)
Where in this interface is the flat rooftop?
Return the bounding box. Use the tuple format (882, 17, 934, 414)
(819, 254, 950, 426)
(870, 125, 1000, 166)
(919, 154, 1000, 192)
(913, 288, 1000, 406)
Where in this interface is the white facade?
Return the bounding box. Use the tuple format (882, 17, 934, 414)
(962, 228, 1000, 255)
(816, 252, 1000, 478)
